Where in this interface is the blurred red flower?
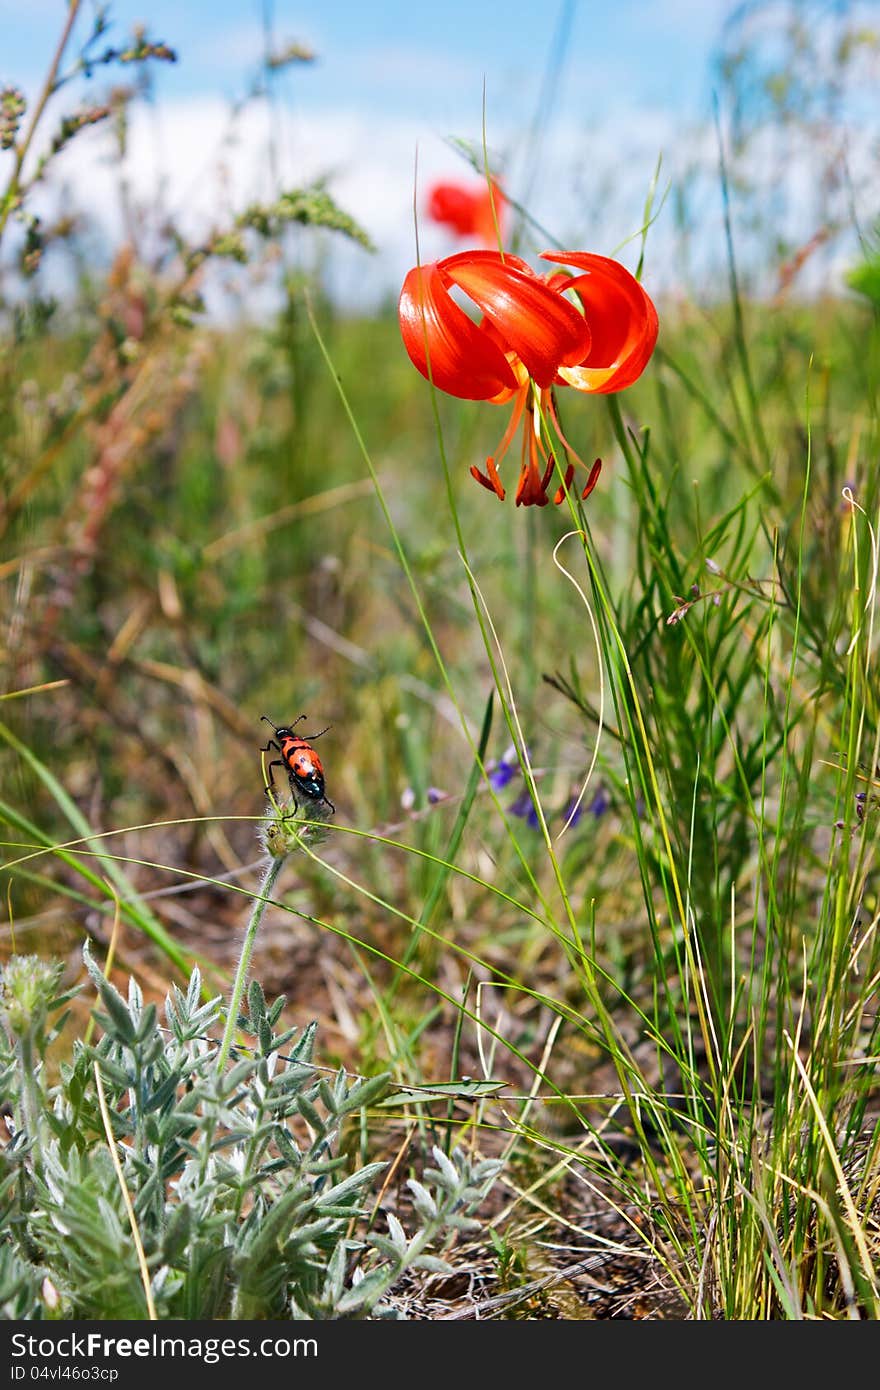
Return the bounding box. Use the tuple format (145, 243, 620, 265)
(426, 179, 507, 248)
(398, 248, 658, 506)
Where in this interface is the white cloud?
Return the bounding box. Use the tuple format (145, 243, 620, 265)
(19, 78, 876, 316)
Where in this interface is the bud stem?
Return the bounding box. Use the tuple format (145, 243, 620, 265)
(215, 853, 285, 1073)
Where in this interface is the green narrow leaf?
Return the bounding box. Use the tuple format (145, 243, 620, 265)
(0, 722, 192, 975)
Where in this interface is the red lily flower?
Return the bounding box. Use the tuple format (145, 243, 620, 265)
(398, 248, 658, 506)
(426, 179, 507, 248)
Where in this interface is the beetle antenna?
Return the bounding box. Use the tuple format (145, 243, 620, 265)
(260, 714, 280, 732)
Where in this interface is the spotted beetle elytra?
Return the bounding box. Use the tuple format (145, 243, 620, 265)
(260, 714, 335, 815)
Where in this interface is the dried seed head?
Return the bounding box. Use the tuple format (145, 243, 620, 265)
(0, 86, 25, 150)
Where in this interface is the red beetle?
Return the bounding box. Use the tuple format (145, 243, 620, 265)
(260, 715, 335, 815)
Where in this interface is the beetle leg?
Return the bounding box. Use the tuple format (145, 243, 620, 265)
(264, 758, 284, 794)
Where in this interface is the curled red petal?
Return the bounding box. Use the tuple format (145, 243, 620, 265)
(439, 251, 591, 389)
(540, 251, 658, 394)
(398, 262, 518, 400)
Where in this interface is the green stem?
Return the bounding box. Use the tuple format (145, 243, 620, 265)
(0, 0, 83, 245)
(16, 1032, 44, 1175)
(216, 854, 285, 1074)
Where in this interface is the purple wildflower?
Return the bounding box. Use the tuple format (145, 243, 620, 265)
(562, 797, 583, 828)
(509, 788, 540, 828)
(489, 744, 520, 791)
(561, 784, 610, 829)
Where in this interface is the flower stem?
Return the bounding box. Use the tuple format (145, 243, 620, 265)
(216, 854, 284, 1074)
(15, 1033, 44, 1175)
(0, 0, 83, 245)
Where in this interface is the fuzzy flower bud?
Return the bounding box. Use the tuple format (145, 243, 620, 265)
(259, 793, 335, 860)
(0, 956, 63, 1039)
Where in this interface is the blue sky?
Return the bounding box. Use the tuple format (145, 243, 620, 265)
(5, 1, 729, 118)
(2, 1, 874, 308)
